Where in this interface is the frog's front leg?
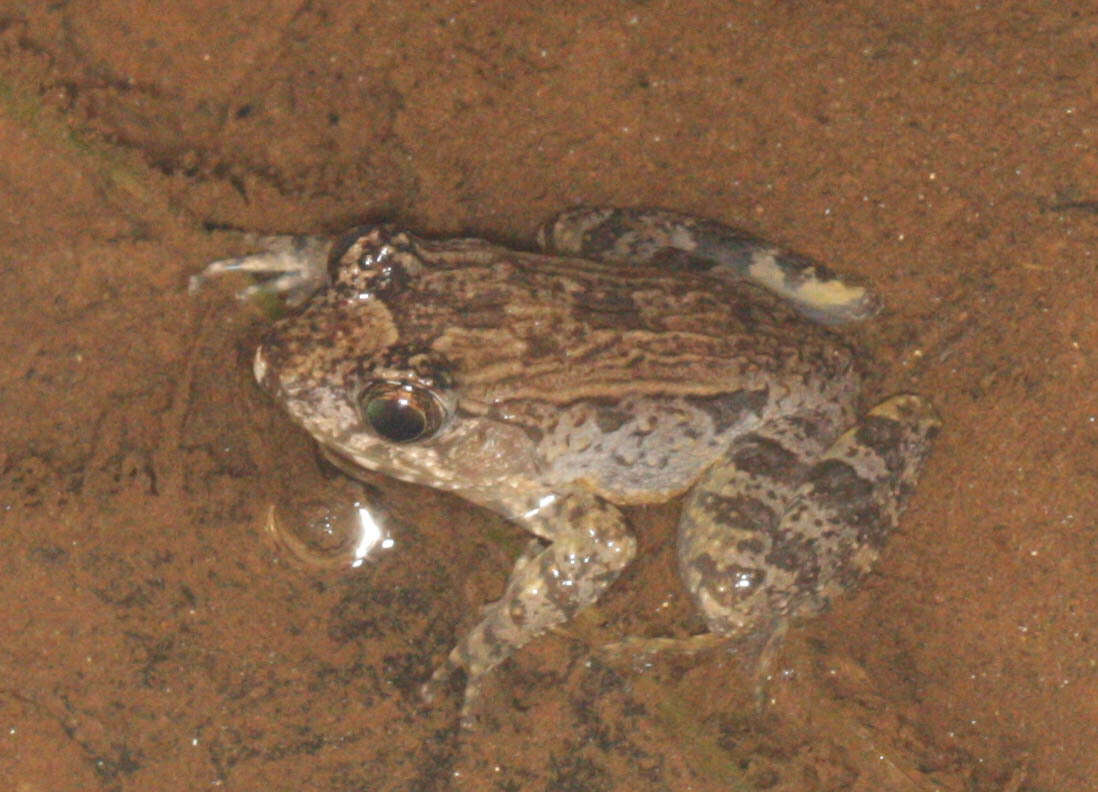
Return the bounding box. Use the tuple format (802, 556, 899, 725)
(423, 490, 636, 727)
(188, 233, 332, 306)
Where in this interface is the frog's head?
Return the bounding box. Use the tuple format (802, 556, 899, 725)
(253, 226, 542, 493)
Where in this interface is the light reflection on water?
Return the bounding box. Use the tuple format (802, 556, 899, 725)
(265, 499, 396, 569)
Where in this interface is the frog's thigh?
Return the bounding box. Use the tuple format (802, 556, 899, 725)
(678, 414, 835, 646)
(426, 491, 635, 724)
(682, 395, 939, 644)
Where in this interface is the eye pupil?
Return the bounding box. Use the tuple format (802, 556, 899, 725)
(365, 397, 426, 442)
(359, 383, 444, 443)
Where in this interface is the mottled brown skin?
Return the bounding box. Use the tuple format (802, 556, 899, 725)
(194, 207, 939, 726)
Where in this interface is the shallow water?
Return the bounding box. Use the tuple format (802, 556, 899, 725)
(2, 2, 1096, 789)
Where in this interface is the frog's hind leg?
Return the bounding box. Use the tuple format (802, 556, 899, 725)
(767, 394, 940, 621)
(536, 206, 879, 325)
(678, 395, 939, 689)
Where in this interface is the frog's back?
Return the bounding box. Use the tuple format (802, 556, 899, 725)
(380, 238, 858, 408)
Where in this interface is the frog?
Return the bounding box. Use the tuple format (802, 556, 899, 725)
(191, 207, 940, 726)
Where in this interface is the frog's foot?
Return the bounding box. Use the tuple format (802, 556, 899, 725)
(536, 206, 880, 325)
(423, 492, 635, 727)
(420, 650, 495, 730)
(189, 233, 332, 307)
(597, 623, 783, 671)
(597, 631, 731, 659)
(598, 624, 789, 710)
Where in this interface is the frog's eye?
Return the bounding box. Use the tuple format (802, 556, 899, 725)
(358, 382, 445, 443)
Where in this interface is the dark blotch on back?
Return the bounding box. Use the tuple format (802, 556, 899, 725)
(686, 387, 768, 435)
